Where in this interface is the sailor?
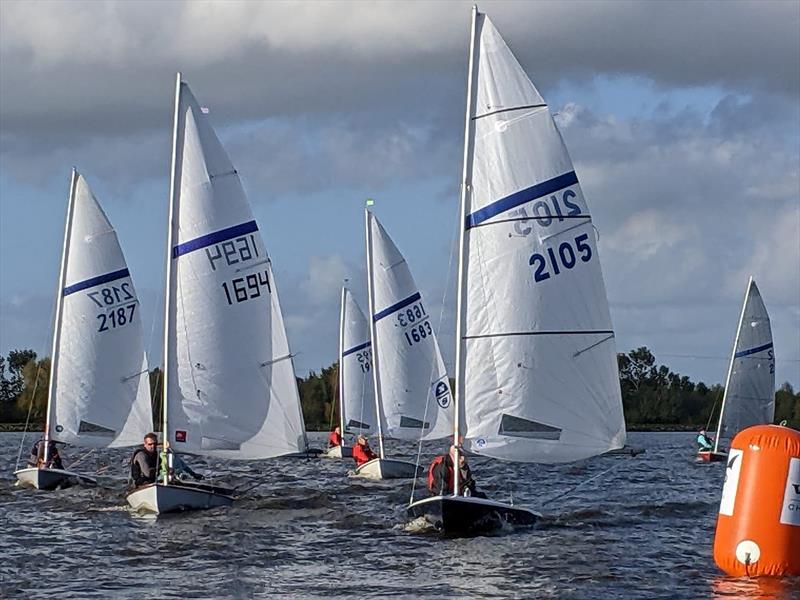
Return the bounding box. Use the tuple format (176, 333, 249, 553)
(697, 429, 715, 451)
(352, 434, 377, 466)
(27, 439, 65, 470)
(328, 425, 342, 449)
(427, 445, 485, 498)
(130, 432, 160, 487)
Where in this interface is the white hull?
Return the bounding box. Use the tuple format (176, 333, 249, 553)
(352, 457, 422, 480)
(14, 467, 97, 491)
(323, 445, 353, 459)
(126, 482, 235, 515)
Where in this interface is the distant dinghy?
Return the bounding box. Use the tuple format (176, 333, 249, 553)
(15, 170, 153, 490)
(407, 7, 626, 536)
(126, 74, 308, 515)
(698, 277, 775, 462)
(324, 287, 375, 460)
(355, 210, 454, 479)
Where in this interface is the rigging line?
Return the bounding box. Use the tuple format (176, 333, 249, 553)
(15, 360, 46, 471)
(15, 293, 57, 471)
(538, 460, 628, 509)
(464, 330, 614, 340)
(657, 352, 799, 363)
(65, 447, 95, 470)
(410, 189, 461, 505)
(472, 103, 547, 120)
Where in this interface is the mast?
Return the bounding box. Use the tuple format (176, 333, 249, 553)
(365, 209, 386, 458)
(161, 72, 183, 484)
(714, 276, 753, 453)
(44, 168, 79, 464)
(452, 5, 479, 497)
(338, 286, 347, 441)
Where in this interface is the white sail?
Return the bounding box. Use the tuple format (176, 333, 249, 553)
(458, 13, 625, 463)
(340, 287, 376, 434)
(366, 211, 453, 440)
(165, 78, 305, 458)
(717, 278, 775, 442)
(51, 172, 152, 448)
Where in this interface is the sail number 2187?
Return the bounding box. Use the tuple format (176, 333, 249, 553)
(529, 233, 593, 283)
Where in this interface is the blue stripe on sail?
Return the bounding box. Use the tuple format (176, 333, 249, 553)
(172, 220, 259, 258)
(342, 341, 371, 357)
(63, 268, 130, 296)
(465, 171, 579, 229)
(373, 292, 421, 322)
(734, 342, 773, 359)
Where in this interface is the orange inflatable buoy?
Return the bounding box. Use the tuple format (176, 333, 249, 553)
(713, 424, 800, 576)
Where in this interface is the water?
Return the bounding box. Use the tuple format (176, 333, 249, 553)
(1, 432, 798, 599)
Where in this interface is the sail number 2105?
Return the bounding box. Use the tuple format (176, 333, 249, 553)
(529, 233, 593, 283)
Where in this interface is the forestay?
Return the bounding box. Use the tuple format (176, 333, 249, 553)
(718, 278, 775, 440)
(459, 14, 625, 463)
(366, 212, 453, 440)
(340, 288, 376, 434)
(165, 80, 305, 459)
(52, 173, 152, 448)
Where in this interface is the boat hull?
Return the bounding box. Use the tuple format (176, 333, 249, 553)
(697, 450, 727, 462)
(323, 445, 353, 459)
(126, 482, 235, 515)
(353, 457, 422, 479)
(14, 467, 97, 491)
(408, 495, 539, 537)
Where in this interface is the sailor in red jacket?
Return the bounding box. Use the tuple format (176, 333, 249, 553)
(352, 434, 377, 466)
(428, 445, 485, 498)
(328, 426, 342, 449)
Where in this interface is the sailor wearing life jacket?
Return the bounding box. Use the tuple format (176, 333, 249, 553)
(130, 432, 160, 487)
(428, 445, 485, 498)
(27, 439, 64, 470)
(352, 434, 377, 466)
(328, 426, 342, 449)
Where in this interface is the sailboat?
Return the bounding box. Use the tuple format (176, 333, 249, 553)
(698, 277, 775, 462)
(358, 210, 454, 479)
(126, 74, 308, 514)
(407, 7, 626, 535)
(14, 169, 153, 490)
(324, 287, 375, 459)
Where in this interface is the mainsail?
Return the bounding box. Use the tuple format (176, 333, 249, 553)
(49, 171, 152, 448)
(715, 277, 775, 445)
(339, 287, 376, 434)
(457, 13, 626, 463)
(164, 77, 306, 459)
(366, 211, 453, 441)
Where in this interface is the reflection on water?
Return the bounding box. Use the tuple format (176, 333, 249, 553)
(1, 431, 798, 599)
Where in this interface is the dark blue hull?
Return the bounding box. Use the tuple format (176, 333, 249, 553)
(408, 495, 539, 537)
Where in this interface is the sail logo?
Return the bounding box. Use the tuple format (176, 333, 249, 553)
(434, 381, 451, 408)
(719, 449, 743, 516)
(175, 430, 187, 443)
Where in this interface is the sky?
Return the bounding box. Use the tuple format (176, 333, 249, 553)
(1, 0, 798, 389)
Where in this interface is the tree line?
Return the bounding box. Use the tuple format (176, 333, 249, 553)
(1, 347, 797, 431)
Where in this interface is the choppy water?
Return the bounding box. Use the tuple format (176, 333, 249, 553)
(1, 431, 798, 599)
